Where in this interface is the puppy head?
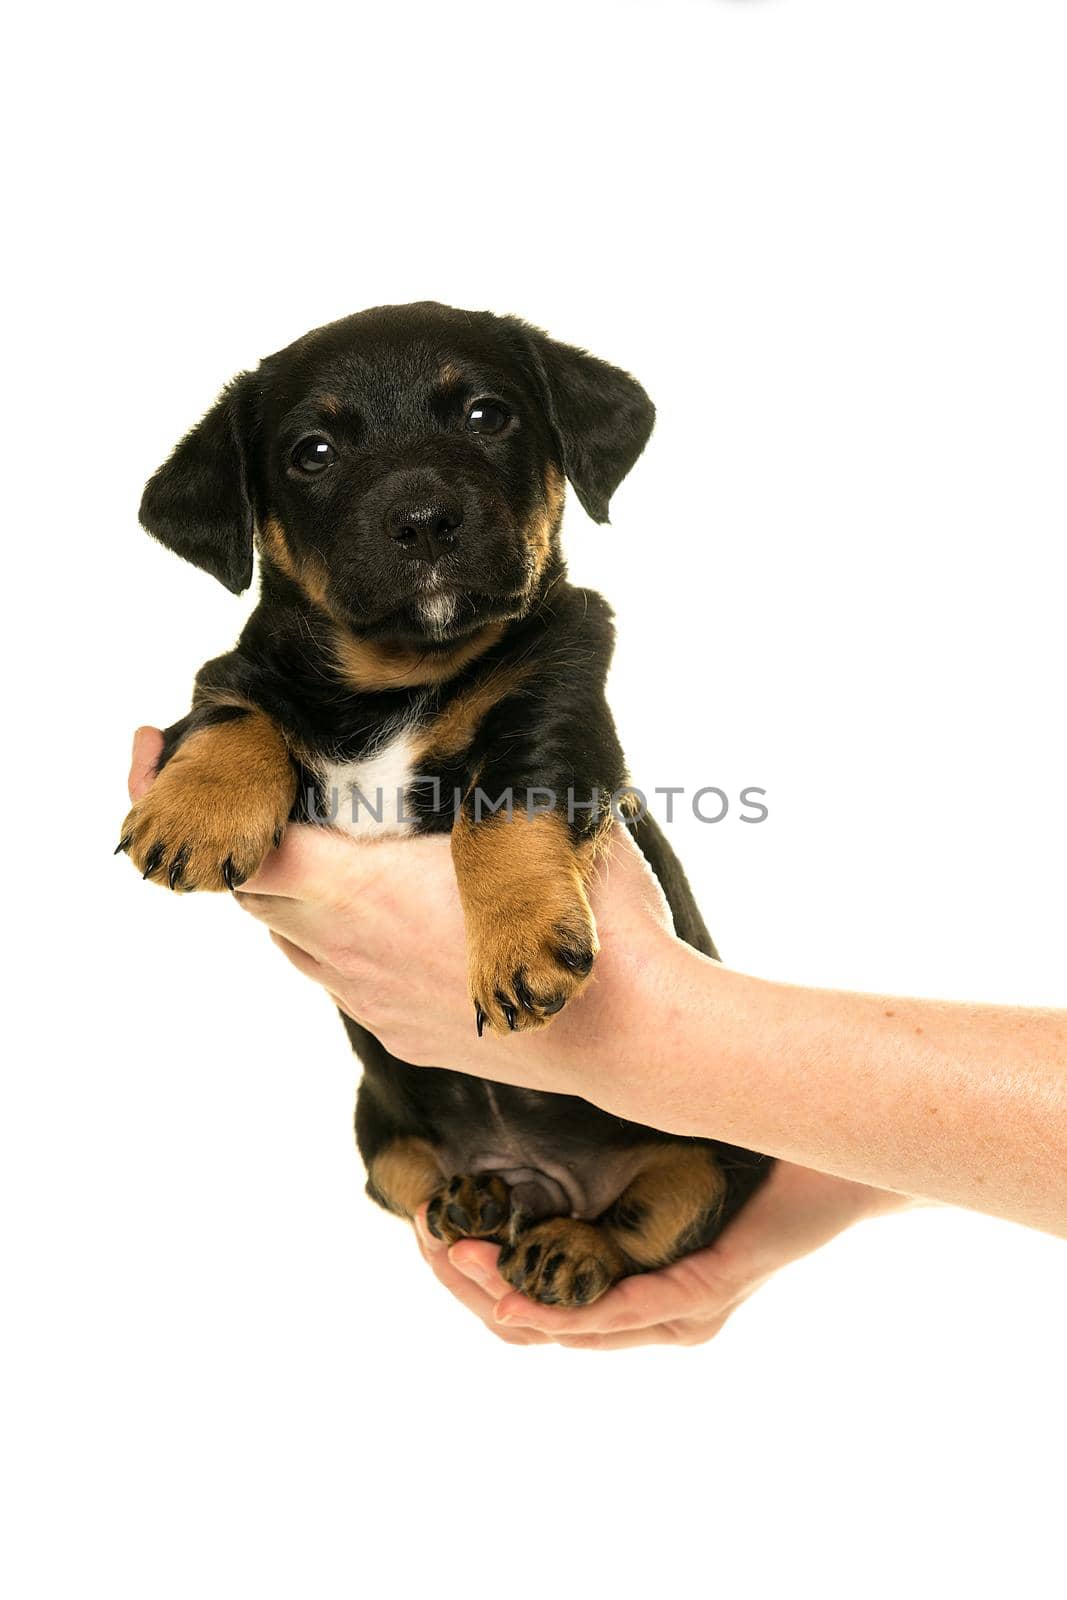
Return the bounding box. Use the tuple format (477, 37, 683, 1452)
(139, 303, 654, 645)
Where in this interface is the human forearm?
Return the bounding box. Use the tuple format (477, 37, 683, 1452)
(597, 940, 1067, 1234)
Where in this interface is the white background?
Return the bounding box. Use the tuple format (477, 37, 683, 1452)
(4, 1, 1065, 1596)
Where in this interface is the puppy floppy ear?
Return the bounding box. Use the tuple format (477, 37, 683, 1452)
(519, 326, 655, 523)
(139, 375, 257, 594)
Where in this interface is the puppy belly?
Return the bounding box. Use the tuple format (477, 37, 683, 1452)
(464, 1158, 570, 1220)
(434, 1139, 653, 1222)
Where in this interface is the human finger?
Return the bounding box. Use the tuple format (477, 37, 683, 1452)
(413, 1210, 548, 1347)
(128, 726, 164, 801)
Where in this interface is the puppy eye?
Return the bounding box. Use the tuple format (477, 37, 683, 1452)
(292, 436, 338, 474)
(465, 399, 511, 436)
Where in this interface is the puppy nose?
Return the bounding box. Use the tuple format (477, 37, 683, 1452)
(384, 495, 463, 563)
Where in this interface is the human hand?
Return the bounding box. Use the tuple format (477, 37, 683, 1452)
(412, 1162, 913, 1349)
(239, 826, 676, 1102)
(127, 726, 680, 1101)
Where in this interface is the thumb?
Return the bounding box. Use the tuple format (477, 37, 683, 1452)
(128, 726, 164, 801)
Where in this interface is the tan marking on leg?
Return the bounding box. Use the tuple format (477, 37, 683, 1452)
(119, 711, 296, 891)
(193, 684, 319, 772)
(366, 1137, 443, 1219)
(328, 622, 506, 692)
(605, 1145, 727, 1269)
(452, 809, 600, 1033)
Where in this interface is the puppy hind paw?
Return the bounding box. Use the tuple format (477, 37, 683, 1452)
(497, 1216, 625, 1307)
(426, 1173, 511, 1244)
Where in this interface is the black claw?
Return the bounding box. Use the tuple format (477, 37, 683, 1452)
(142, 842, 165, 879)
(541, 994, 567, 1015)
(273, 827, 283, 849)
(221, 857, 248, 890)
(168, 848, 189, 891)
(426, 1199, 444, 1240)
(497, 1243, 515, 1267)
(446, 1202, 471, 1233)
(481, 1199, 504, 1231)
(558, 946, 595, 975)
(495, 990, 518, 1031)
(475, 1003, 486, 1038)
(114, 833, 133, 856)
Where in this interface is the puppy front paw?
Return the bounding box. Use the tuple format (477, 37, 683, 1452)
(453, 810, 603, 1035)
(468, 898, 598, 1035)
(116, 714, 295, 892)
(118, 779, 285, 892)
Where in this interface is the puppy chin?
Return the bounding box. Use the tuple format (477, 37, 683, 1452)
(348, 590, 483, 649)
(416, 591, 460, 640)
(336, 570, 533, 646)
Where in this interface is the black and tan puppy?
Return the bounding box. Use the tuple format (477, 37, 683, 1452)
(119, 302, 770, 1306)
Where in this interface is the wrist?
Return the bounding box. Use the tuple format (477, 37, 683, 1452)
(564, 922, 713, 1129)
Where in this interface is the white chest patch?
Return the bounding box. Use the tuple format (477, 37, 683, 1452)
(317, 731, 420, 838)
